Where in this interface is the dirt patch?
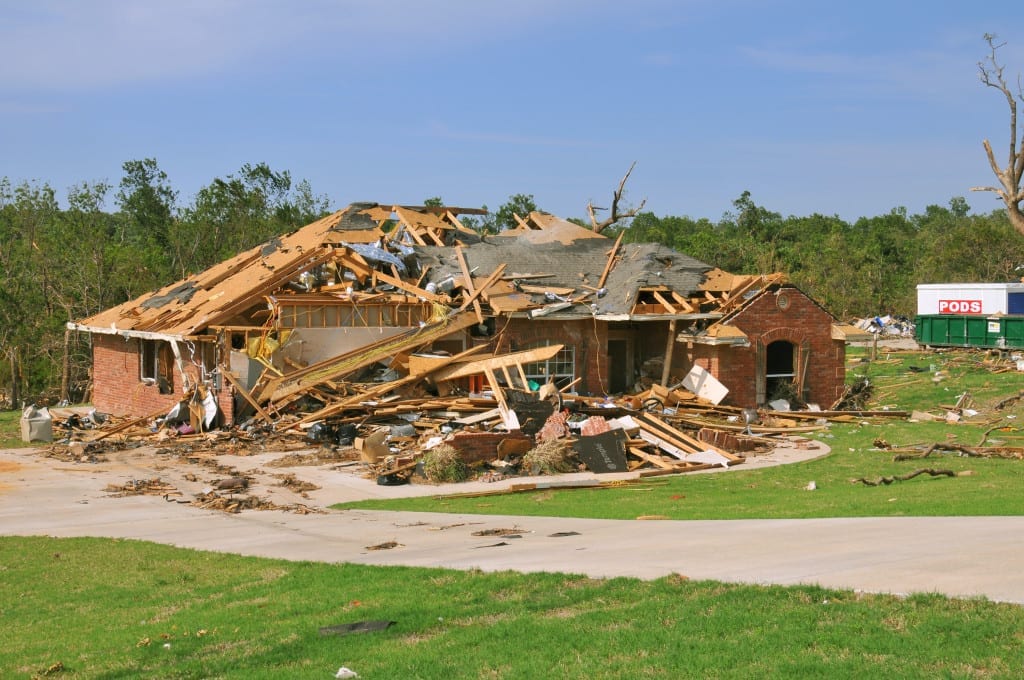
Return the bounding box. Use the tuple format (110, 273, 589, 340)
(0, 460, 22, 473)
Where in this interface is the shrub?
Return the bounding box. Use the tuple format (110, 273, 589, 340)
(522, 440, 576, 475)
(421, 445, 468, 483)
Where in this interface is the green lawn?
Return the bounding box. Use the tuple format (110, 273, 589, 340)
(2, 536, 1022, 679)
(0, 409, 26, 449)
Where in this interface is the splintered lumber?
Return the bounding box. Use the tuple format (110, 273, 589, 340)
(259, 313, 476, 408)
(222, 370, 274, 423)
(629, 446, 677, 470)
(88, 408, 168, 442)
(892, 443, 1024, 461)
(518, 284, 576, 295)
(457, 263, 507, 315)
(429, 344, 564, 382)
(670, 413, 827, 435)
(455, 245, 484, 324)
(636, 413, 742, 463)
(281, 343, 490, 430)
(371, 269, 448, 303)
(597, 230, 624, 289)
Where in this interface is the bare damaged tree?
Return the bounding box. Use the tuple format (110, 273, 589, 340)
(972, 34, 1024, 235)
(586, 162, 647, 234)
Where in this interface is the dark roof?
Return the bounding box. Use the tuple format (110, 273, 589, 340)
(415, 233, 712, 317)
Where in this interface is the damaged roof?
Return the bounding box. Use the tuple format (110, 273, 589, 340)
(415, 214, 714, 318)
(68, 203, 766, 338)
(70, 204, 387, 337)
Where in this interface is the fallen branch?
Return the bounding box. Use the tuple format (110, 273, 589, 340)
(893, 443, 1024, 461)
(994, 389, 1024, 410)
(852, 468, 955, 486)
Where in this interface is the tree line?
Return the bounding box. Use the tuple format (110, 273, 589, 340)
(2, 159, 1024, 407)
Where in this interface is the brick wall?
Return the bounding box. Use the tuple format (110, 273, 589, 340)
(717, 288, 845, 408)
(446, 430, 534, 464)
(498, 317, 609, 396)
(91, 334, 235, 423)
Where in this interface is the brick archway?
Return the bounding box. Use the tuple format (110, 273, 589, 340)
(755, 328, 811, 405)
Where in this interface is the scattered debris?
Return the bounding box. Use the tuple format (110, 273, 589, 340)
(471, 527, 526, 537)
(365, 541, 402, 551)
(105, 478, 178, 497)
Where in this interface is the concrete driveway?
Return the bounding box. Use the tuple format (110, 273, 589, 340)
(2, 441, 1023, 605)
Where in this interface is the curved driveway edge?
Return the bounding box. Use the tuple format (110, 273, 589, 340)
(2, 446, 1023, 605)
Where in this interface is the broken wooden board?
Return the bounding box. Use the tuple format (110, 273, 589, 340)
(429, 344, 564, 383)
(259, 313, 477, 408)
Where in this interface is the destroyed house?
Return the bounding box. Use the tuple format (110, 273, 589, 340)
(68, 202, 862, 426)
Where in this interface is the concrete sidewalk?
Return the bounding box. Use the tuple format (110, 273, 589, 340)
(2, 443, 1023, 604)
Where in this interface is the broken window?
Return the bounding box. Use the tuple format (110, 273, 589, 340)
(140, 340, 174, 394)
(522, 340, 575, 389)
(185, 340, 220, 389)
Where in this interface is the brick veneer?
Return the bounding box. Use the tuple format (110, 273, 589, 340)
(91, 334, 235, 422)
(691, 288, 846, 408)
(496, 317, 609, 396)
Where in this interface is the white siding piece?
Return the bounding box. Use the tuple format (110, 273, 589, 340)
(682, 364, 729, 405)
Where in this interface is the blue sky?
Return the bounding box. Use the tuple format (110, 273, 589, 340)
(2, 0, 1023, 223)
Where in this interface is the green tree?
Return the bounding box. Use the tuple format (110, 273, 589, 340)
(0, 179, 60, 404)
(174, 163, 328, 276)
(116, 158, 176, 249)
(494, 193, 538, 232)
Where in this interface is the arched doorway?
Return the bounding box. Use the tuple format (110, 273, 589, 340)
(765, 340, 796, 403)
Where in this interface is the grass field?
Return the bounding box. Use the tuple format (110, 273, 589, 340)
(3, 536, 1023, 679)
(0, 409, 25, 449)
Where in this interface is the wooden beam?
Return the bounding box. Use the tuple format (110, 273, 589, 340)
(513, 213, 536, 230)
(455, 245, 485, 324)
(518, 284, 575, 295)
(629, 446, 677, 470)
(457, 263, 507, 314)
(222, 370, 274, 424)
(261, 313, 476, 407)
(660, 319, 677, 387)
(282, 343, 490, 430)
(652, 291, 677, 314)
(638, 413, 741, 461)
(372, 269, 448, 303)
(669, 290, 696, 313)
(597, 230, 624, 289)
(88, 408, 168, 442)
(430, 344, 563, 382)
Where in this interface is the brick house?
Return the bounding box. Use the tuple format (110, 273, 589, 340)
(68, 203, 864, 423)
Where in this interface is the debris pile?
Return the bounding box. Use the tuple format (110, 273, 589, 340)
(49, 203, 923, 497)
(853, 315, 916, 338)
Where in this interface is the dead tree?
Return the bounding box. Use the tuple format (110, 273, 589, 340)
(972, 34, 1024, 235)
(586, 162, 647, 234)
